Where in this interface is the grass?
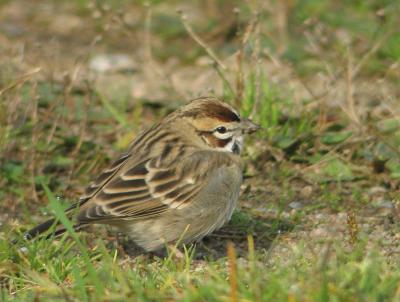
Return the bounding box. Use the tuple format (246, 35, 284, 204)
(3, 233, 400, 301)
(1, 0, 400, 301)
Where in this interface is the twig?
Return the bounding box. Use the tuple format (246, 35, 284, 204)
(276, 0, 289, 55)
(250, 12, 262, 119)
(213, 62, 236, 98)
(144, 2, 153, 65)
(139, 4, 185, 100)
(345, 47, 360, 125)
(352, 29, 394, 78)
(178, 9, 236, 98)
(302, 26, 393, 110)
(0, 68, 41, 96)
(45, 109, 61, 147)
(71, 82, 92, 157)
(236, 8, 257, 107)
(178, 10, 226, 70)
(234, 7, 245, 107)
(29, 82, 39, 203)
(304, 30, 337, 81)
(235, 51, 245, 107)
(367, 124, 400, 159)
(299, 132, 359, 173)
(66, 82, 93, 191)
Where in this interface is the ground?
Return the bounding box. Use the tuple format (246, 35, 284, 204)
(0, 0, 400, 301)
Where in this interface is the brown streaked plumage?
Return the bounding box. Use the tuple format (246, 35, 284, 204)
(24, 97, 260, 252)
(180, 101, 241, 122)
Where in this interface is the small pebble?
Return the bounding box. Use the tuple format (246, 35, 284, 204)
(19, 247, 28, 253)
(377, 201, 394, 209)
(89, 54, 137, 73)
(368, 186, 387, 195)
(289, 201, 303, 210)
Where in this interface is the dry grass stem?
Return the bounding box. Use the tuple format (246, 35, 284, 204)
(29, 82, 39, 203)
(71, 84, 91, 157)
(345, 47, 360, 126)
(352, 29, 394, 78)
(346, 211, 359, 246)
(178, 9, 236, 98)
(250, 12, 262, 119)
(227, 241, 238, 302)
(0, 68, 41, 97)
(178, 10, 227, 71)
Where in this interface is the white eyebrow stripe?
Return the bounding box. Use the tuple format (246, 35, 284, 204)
(213, 131, 233, 140)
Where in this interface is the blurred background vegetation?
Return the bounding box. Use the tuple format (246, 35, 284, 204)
(0, 0, 400, 301)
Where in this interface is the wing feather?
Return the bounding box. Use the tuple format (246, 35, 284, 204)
(76, 150, 239, 223)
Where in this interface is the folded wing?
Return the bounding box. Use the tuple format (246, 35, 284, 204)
(76, 150, 237, 223)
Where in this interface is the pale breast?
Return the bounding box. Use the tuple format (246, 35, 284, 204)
(126, 161, 242, 251)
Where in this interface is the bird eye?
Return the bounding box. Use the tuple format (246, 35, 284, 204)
(216, 126, 227, 134)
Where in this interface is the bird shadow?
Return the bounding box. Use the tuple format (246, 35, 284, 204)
(118, 211, 294, 260)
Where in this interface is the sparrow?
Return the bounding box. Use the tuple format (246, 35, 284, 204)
(24, 97, 260, 252)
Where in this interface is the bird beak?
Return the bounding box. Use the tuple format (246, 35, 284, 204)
(242, 118, 261, 134)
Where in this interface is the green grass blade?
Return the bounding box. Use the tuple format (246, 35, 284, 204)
(43, 183, 103, 297)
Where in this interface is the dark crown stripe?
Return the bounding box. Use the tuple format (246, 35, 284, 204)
(207, 103, 240, 122)
(182, 101, 240, 122)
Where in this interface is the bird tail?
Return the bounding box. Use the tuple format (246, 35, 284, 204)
(22, 218, 86, 241)
(20, 200, 89, 242)
(24, 218, 58, 240)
